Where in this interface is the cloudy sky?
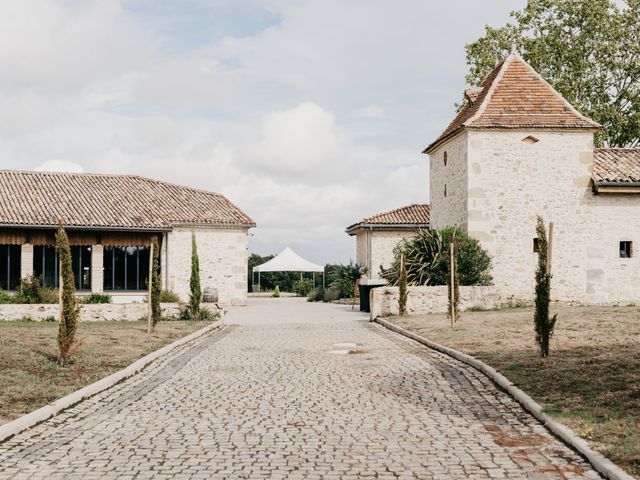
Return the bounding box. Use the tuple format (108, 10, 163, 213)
(0, 0, 526, 264)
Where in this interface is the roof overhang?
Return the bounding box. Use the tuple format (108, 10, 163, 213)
(593, 182, 640, 194)
(0, 222, 256, 232)
(345, 223, 429, 236)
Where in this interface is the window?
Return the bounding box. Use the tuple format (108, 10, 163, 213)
(0, 245, 21, 290)
(443, 151, 448, 166)
(103, 246, 150, 291)
(533, 238, 540, 253)
(620, 241, 632, 258)
(444, 184, 447, 198)
(34, 245, 92, 290)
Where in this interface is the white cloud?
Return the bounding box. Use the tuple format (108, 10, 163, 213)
(0, 0, 523, 263)
(33, 160, 84, 173)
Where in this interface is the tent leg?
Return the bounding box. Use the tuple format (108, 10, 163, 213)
(258, 271, 261, 293)
(323, 271, 325, 290)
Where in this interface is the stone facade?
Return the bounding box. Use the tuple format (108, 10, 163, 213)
(370, 285, 502, 319)
(429, 129, 640, 304)
(354, 229, 419, 280)
(20, 244, 33, 279)
(0, 303, 220, 322)
(429, 132, 469, 231)
(166, 227, 249, 306)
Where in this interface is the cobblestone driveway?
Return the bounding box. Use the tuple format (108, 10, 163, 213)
(0, 298, 601, 479)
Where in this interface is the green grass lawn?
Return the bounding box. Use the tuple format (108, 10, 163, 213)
(0, 319, 209, 425)
(388, 305, 640, 478)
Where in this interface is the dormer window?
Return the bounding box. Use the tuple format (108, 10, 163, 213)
(444, 151, 448, 166)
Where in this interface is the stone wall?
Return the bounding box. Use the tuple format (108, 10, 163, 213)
(429, 132, 469, 231)
(370, 285, 502, 319)
(166, 227, 249, 306)
(0, 303, 220, 322)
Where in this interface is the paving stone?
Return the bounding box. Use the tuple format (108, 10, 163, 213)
(0, 299, 601, 479)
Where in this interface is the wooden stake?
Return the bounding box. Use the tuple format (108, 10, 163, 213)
(547, 222, 554, 276)
(450, 242, 456, 327)
(147, 241, 154, 334)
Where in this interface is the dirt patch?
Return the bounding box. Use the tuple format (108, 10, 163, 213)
(0, 319, 209, 425)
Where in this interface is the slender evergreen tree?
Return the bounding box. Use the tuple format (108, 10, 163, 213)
(151, 236, 161, 327)
(398, 254, 408, 316)
(534, 217, 557, 357)
(56, 224, 81, 364)
(189, 232, 201, 318)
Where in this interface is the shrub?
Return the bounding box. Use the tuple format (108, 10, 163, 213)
(0, 290, 13, 304)
(82, 293, 112, 304)
(293, 279, 313, 297)
(323, 285, 341, 303)
(534, 217, 557, 358)
(43, 315, 56, 322)
(273, 286, 280, 298)
(307, 287, 324, 302)
(159, 289, 180, 303)
(179, 305, 219, 321)
(150, 236, 161, 328)
(381, 228, 492, 287)
(189, 232, 202, 318)
(56, 225, 81, 365)
(14, 275, 58, 304)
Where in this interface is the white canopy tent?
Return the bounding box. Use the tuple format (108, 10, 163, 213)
(252, 247, 325, 291)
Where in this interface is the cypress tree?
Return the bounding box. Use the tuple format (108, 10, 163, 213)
(151, 236, 161, 327)
(534, 217, 557, 358)
(189, 232, 201, 318)
(56, 224, 81, 365)
(398, 254, 408, 316)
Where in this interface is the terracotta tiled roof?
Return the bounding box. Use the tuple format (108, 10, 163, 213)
(0, 170, 255, 230)
(424, 54, 600, 153)
(592, 149, 640, 184)
(346, 204, 430, 234)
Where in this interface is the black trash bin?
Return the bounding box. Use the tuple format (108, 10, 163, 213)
(359, 283, 385, 313)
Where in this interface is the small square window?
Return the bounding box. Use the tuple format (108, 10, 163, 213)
(533, 238, 540, 253)
(620, 241, 632, 258)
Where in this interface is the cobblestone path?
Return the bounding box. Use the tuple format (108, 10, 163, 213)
(0, 298, 600, 479)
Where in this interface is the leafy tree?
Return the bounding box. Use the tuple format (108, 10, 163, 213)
(150, 236, 161, 327)
(465, 0, 640, 147)
(381, 228, 492, 287)
(56, 225, 81, 365)
(534, 217, 557, 357)
(189, 232, 201, 318)
(325, 262, 360, 298)
(398, 254, 408, 316)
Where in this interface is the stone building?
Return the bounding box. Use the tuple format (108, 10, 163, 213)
(346, 204, 430, 281)
(0, 170, 254, 305)
(424, 53, 640, 304)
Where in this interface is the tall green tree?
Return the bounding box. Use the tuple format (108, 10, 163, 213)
(189, 233, 201, 318)
(398, 254, 408, 316)
(465, 0, 640, 147)
(56, 224, 81, 365)
(150, 236, 161, 327)
(534, 217, 557, 358)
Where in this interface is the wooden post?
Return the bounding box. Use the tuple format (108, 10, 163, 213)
(547, 222, 554, 276)
(450, 242, 456, 327)
(147, 241, 154, 334)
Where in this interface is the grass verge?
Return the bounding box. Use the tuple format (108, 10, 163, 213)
(387, 305, 640, 478)
(0, 319, 209, 425)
